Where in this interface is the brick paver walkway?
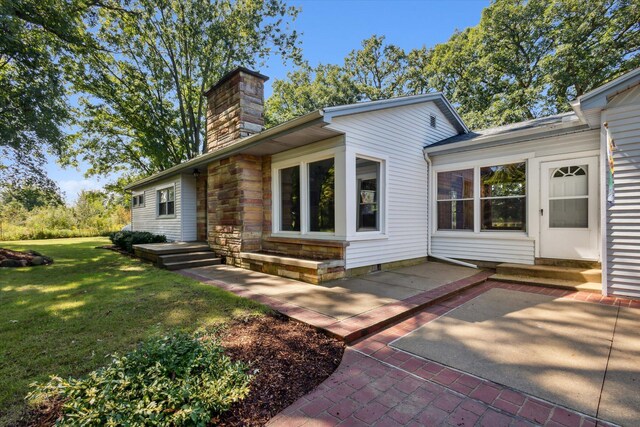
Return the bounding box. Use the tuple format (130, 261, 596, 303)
(268, 281, 638, 426)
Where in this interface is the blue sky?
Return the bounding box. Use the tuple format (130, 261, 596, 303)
(49, 0, 490, 203)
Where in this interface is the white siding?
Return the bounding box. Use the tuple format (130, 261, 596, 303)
(430, 128, 600, 264)
(131, 176, 182, 241)
(328, 102, 459, 269)
(180, 175, 198, 241)
(604, 85, 640, 299)
(431, 236, 535, 264)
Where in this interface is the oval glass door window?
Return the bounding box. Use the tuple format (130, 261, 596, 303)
(549, 165, 588, 228)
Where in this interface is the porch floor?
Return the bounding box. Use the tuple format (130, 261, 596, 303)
(177, 261, 491, 342)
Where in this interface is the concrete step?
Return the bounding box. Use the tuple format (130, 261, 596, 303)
(496, 263, 602, 283)
(158, 251, 218, 266)
(490, 273, 602, 293)
(163, 257, 222, 271)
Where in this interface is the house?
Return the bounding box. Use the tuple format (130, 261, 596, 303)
(126, 67, 640, 299)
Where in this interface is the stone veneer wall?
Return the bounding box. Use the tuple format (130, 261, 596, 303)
(205, 71, 267, 152)
(207, 154, 263, 265)
(195, 174, 208, 241)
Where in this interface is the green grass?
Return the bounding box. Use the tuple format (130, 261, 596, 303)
(0, 237, 267, 426)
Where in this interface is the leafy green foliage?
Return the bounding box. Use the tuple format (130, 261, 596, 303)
(28, 332, 252, 426)
(0, 189, 129, 241)
(109, 230, 167, 253)
(265, 35, 429, 126)
(0, 181, 64, 211)
(0, 0, 105, 184)
(428, 0, 640, 128)
(65, 0, 300, 179)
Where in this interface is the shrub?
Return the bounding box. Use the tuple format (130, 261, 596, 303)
(109, 231, 167, 253)
(28, 333, 252, 426)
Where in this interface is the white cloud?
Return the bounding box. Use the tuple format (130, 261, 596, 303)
(60, 179, 104, 204)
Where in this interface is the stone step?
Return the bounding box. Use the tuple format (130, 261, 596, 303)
(490, 274, 602, 293)
(163, 257, 222, 271)
(158, 251, 218, 266)
(496, 263, 602, 283)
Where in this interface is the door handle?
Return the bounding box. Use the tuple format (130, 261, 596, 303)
(540, 209, 544, 216)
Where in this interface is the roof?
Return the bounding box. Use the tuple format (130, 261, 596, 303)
(126, 93, 466, 190)
(425, 112, 589, 155)
(571, 67, 640, 127)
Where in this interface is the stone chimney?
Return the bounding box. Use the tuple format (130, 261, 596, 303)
(204, 67, 269, 152)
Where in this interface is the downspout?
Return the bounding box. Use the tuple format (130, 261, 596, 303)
(423, 150, 478, 269)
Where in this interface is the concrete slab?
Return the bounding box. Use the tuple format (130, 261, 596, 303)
(391, 289, 619, 416)
(187, 261, 480, 323)
(598, 306, 640, 426)
(392, 262, 478, 282)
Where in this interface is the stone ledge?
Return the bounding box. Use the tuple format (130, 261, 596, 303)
(263, 236, 350, 248)
(240, 251, 345, 269)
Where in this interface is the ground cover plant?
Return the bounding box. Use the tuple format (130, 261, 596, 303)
(28, 333, 252, 425)
(0, 237, 267, 426)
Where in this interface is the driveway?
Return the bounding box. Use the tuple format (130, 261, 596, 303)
(270, 281, 640, 426)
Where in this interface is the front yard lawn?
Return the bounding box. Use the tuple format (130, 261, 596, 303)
(0, 237, 268, 425)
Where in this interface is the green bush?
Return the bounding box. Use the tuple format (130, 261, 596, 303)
(28, 333, 252, 426)
(109, 230, 167, 253)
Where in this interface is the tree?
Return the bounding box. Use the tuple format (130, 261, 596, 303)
(265, 62, 360, 127)
(65, 0, 300, 179)
(0, 0, 109, 184)
(265, 35, 431, 126)
(428, 0, 640, 128)
(0, 180, 65, 211)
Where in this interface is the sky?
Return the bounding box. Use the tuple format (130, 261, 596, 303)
(48, 0, 490, 203)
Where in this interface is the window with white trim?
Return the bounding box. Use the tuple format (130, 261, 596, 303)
(480, 162, 526, 231)
(275, 156, 335, 234)
(437, 169, 474, 230)
(356, 157, 381, 232)
(157, 187, 175, 217)
(436, 162, 527, 233)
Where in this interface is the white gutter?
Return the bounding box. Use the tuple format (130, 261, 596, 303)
(423, 150, 478, 269)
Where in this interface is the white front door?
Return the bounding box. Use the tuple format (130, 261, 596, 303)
(539, 156, 599, 260)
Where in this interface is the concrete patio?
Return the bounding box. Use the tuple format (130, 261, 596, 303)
(178, 261, 491, 342)
(270, 281, 640, 427)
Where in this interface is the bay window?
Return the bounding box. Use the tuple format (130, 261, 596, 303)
(436, 161, 527, 233)
(275, 156, 335, 235)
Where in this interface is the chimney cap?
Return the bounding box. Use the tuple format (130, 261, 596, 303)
(204, 67, 269, 97)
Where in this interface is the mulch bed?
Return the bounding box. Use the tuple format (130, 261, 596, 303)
(0, 248, 53, 267)
(215, 314, 344, 426)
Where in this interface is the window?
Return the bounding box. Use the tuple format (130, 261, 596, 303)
(280, 166, 300, 231)
(157, 187, 175, 216)
(430, 115, 437, 128)
(437, 169, 474, 230)
(274, 156, 335, 235)
(356, 158, 381, 231)
(308, 158, 335, 232)
(480, 162, 526, 231)
(132, 194, 144, 208)
(549, 165, 588, 228)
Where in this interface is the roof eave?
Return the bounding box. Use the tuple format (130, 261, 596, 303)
(125, 110, 326, 191)
(424, 121, 590, 156)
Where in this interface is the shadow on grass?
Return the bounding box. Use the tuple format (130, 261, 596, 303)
(0, 237, 267, 426)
